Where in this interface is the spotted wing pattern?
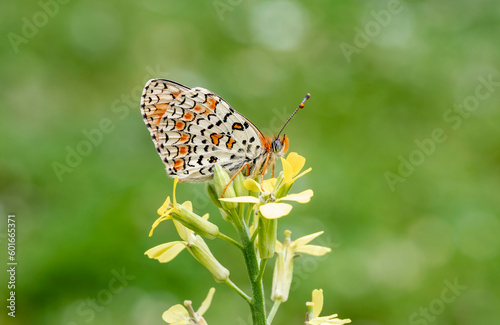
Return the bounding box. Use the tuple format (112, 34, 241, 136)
(141, 79, 268, 182)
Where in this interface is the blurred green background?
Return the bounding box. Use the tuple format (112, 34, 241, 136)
(1, 0, 499, 324)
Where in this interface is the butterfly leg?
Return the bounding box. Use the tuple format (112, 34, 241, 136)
(260, 152, 272, 186)
(222, 162, 250, 198)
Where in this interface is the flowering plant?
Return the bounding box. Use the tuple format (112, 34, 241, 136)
(145, 153, 350, 325)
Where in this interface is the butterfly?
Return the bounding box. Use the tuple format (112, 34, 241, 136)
(140, 79, 309, 183)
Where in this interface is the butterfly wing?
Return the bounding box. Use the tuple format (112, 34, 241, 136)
(141, 79, 268, 182)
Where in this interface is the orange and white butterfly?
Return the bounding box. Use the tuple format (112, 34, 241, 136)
(140, 79, 309, 182)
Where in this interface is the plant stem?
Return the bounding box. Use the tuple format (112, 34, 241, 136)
(231, 211, 266, 325)
(267, 300, 281, 325)
(256, 258, 267, 283)
(250, 227, 258, 243)
(225, 278, 252, 304)
(245, 203, 255, 224)
(217, 233, 243, 250)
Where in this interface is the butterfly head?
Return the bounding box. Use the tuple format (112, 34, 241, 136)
(270, 135, 289, 156)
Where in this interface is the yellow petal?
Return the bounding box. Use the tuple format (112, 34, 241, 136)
(244, 178, 262, 192)
(293, 231, 324, 247)
(312, 289, 324, 318)
(296, 245, 331, 256)
(162, 304, 189, 323)
(292, 167, 312, 181)
(281, 157, 294, 183)
(157, 197, 171, 215)
(198, 287, 216, 316)
(309, 315, 351, 324)
(259, 203, 293, 219)
(281, 189, 314, 203)
(262, 178, 277, 192)
(219, 196, 260, 203)
(149, 211, 173, 237)
(145, 242, 186, 263)
(173, 219, 191, 242)
(275, 240, 283, 253)
(286, 152, 306, 176)
(172, 177, 179, 206)
(181, 201, 193, 212)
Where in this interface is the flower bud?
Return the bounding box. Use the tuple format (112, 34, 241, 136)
(258, 215, 277, 259)
(233, 171, 248, 197)
(274, 171, 292, 199)
(188, 235, 230, 282)
(212, 164, 237, 210)
(171, 205, 220, 239)
(233, 171, 248, 215)
(206, 183, 222, 209)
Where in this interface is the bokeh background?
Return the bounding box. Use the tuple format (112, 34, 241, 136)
(1, 0, 499, 324)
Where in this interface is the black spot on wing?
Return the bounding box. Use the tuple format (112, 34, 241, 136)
(197, 155, 204, 165)
(223, 112, 232, 123)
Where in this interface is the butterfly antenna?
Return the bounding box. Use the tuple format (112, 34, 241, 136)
(276, 93, 310, 137)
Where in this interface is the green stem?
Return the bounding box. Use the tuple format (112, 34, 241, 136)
(256, 258, 267, 283)
(225, 278, 252, 304)
(217, 232, 243, 250)
(267, 300, 281, 325)
(250, 227, 258, 243)
(231, 211, 266, 325)
(245, 203, 255, 224)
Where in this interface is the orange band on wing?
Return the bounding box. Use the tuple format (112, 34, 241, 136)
(174, 159, 184, 171)
(207, 98, 217, 111)
(179, 146, 188, 156)
(179, 133, 190, 143)
(175, 121, 186, 130)
(183, 112, 195, 121)
(210, 133, 223, 146)
(226, 137, 236, 149)
(151, 103, 169, 125)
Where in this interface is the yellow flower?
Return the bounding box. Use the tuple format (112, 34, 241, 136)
(149, 178, 219, 239)
(220, 178, 313, 220)
(218, 153, 313, 259)
(306, 289, 351, 325)
(271, 152, 311, 198)
(272, 231, 331, 302)
(146, 201, 230, 282)
(162, 287, 215, 325)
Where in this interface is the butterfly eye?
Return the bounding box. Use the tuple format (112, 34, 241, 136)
(271, 139, 282, 152)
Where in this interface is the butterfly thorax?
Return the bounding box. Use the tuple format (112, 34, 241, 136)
(248, 134, 289, 177)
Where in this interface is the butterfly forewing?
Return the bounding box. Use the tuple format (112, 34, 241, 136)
(141, 79, 267, 182)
